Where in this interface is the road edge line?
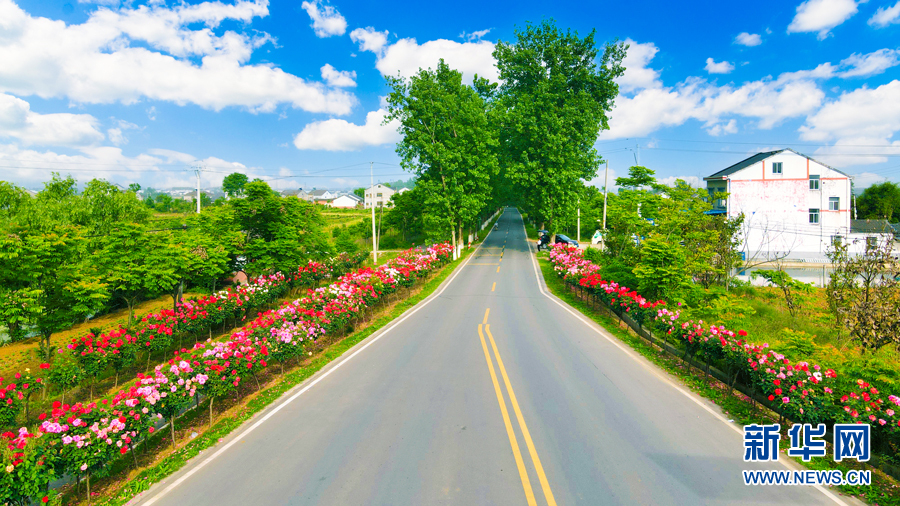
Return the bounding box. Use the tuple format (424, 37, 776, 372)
(520, 213, 852, 506)
(136, 245, 481, 506)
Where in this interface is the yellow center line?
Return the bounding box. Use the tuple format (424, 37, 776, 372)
(483, 307, 490, 325)
(478, 324, 537, 506)
(496, 265, 501, 273)
(491, 282, 496, 292)
(486, 324, 558, 506)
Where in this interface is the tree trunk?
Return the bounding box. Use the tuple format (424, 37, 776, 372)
(209, 398, 214, 428)
(86, 472, 91, 506)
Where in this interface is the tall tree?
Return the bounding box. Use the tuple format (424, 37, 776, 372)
(385, 59, 498, 256)
(493, 20, 625, 232)
(222, 172, 249, 198)
(856, 182, 900, 222)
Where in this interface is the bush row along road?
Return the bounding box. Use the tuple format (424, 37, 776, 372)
(131, 208, 852, 506)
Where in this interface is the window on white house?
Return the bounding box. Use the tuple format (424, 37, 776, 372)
(809, 208, 819, 224)
(867, 236, 878, 251)
(772, 162, 783, 174)
(809, 175, 820, 190)
(831, 235, 843, 247)
(829, 197, 840, 211)
(376, 193, 382, 197)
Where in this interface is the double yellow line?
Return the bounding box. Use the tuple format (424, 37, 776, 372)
(478, 309, 556, 506)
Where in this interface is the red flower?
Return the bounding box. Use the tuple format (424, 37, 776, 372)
(768, 395, 775, 401)
(39, 363, 50, 370)
(42, 497, 49, 503)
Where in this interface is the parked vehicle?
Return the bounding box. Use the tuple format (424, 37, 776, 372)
(555, 234, 579, 248)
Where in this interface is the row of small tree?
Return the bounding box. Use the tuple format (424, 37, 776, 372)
(0, 176, 332, 354)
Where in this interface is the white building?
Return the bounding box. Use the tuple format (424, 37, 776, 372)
(704, 149, 888, 261)
(331, 193, 362, 209)
(364, 184, 395, 208)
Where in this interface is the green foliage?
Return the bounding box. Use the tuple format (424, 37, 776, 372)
(385, 59, 498, 249)
(632, 237, 692, 301)
(222, 172, 249, 198)
(752, 268, 812, 317)
(493, 20, 625, 231)
(856, 181, 900, 221)
(780, 328, 817, 358)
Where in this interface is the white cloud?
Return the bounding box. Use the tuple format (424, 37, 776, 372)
(0, 144, 254, 190)
(459, 28, 491, 41)
(320, 64, 356, 88)
(868, 1, 900, 27)
(705, 58, 735, 74)
(787, 0, 860, 39)
(106, 119, 138, 146)
(602, 67, 828, 139)
(0, 93, 104, 146)
(0, 0, 355, 115)
(850, 172, 888, 189)
(350, 27, 390, 56)
(813, 136, 900, 167)
(837, 49, 900, 78)
(707, 119, 738, 136)
(617, 39, 661, 93)
(352, 28, 498, 82)
(293, 108, 401, 151)
(734, 32, 763, 46)
(799, 80, 900, 166)
(801, 80, 900, 142)
(300, 0, 346, 38)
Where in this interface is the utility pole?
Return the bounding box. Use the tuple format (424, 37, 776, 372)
(636, 143, 641, 166)
(193, 163, 202, 214)
(602, 160, 610, 231)
(577, 195, 581, 243)
(370, 161, 377, 265)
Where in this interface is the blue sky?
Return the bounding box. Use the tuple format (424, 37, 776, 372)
(2, 0, 899, 192)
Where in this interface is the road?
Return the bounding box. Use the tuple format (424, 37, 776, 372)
(133, 208, 854, 506)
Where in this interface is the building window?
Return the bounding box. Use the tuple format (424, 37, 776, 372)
(829, 197, 840, 211)
(376, 193, 382, 197)
(772, 162, 783, 174)
(809, 208, 819, 224)
(809, 174, 820, 190)
(831, 235, 843, 247)
(866, 236, 878, 251)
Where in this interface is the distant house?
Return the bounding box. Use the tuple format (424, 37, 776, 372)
(364, 184, 395, 208)
(703, 149, 883, 261)
(308, 189, 337, 204)
(331, 193, 362, 209)
(397, 187, 411, 194)
(282, 188, 311, 201)
(850, 219, 896, 250)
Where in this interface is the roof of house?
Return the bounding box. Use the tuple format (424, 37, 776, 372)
(281, 189, 304, 196)
(704, 148, 848, 180)
(336, 193, 362, 201)
(851, 219, 895, 234)
(308, 189, 331, 197)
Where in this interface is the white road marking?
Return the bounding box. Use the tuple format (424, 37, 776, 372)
(136, 235, 489, 505)
(520, 213, 851, 506)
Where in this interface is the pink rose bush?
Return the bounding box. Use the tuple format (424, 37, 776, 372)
(1, 243, 451, 504)
(549, 244, 900, 444)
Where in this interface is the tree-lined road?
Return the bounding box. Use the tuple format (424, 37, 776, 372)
(133, 208, 852, 506)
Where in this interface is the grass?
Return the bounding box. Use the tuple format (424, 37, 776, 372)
(75, 246, 477, 506)
(685, 282, 900, 393)
(538, 256, 900, 506)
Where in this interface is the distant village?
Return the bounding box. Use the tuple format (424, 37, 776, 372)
(129, 181, 411, 209)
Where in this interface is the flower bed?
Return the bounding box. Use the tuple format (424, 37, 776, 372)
(548, 244, 900, 448)
(0, 244, 451, 504)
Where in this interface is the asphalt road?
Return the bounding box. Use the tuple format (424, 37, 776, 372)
(132, 208, 855, 506)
